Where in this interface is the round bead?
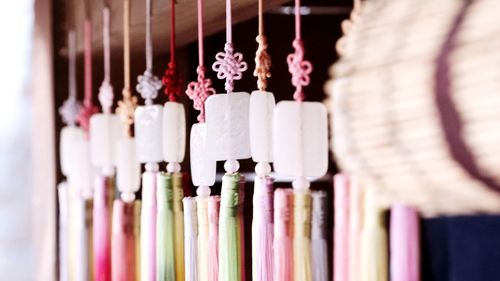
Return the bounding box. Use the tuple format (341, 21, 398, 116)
(167, 162, 181, 173)
(196, 186, 211, 198)
(224, 160, 240, 173)
(292, 177, 310, 191)
(121, 192, 136, 203)
(145, 163, 159, 172)
(255, 162, 271, 177)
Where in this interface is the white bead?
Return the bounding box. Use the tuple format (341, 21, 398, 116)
(116, 137, 141, 195)
(273, 101, 329, 179)
(250, 91, 275, 163)
(205, 92, 251, 161)
(89, 113, 120, 168)
(190, 123, 216, 186)
(60, 126, 84, 176)
(121, 192, 136, 203)
(255, 162, 271, 177)
(196, 186, 211, 198)
(134, 105, 163, 163)
(292, 177, 310, 191)
(145, 163, 159, 172)
(166, 162, 181, 173)
(162, 102, 186, 163)
(224, 160, 240, 173)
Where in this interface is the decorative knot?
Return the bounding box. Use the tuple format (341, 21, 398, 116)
(116, 87, 138, 136)
(212, 43, 248, 93)
(136, 70, 162, 105)
(286, 39, 312, 101)
(59, 97, 81, 126)
(98, 81, 114, 114)
(186, 66, 216, 122)
(162, 61, 183, 102)
(254, 35, 272, 91)
(77, 104, 99, 134)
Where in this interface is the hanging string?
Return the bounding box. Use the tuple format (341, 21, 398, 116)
(78, 0, 99, 133)
(185, 0, 215, 122)
(136, 0, 162, 106)
(286, 0, 312, 102)
(212, 0, 247, 93)
(98, 6, 114, 114)
(59, 30, 81, 126)
(116, 0, 138, 136)
(162, 0, 183, 102)
(253, 0, 271, 91)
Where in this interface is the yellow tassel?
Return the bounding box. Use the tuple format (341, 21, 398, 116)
(173, 173, 185, 281)
(293, 191, 312, 281)
(197, 197, 209, 281)
(360, 188, 388, 281)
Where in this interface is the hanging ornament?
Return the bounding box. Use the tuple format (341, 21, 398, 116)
(273, 188, 293, 281)
(311, 191, 329, 281)
(249, 0, 275, 280)
(112, 0, 141, 280)
(134, 0, 163, 279)
(158, 1, 186, 279)
(272, 0, 329, 280)
(205, 0, 249, 280)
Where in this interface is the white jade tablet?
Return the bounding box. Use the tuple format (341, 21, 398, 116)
(60, 126, 84, 176)
(134, 105, 163, 163)
(205, 92, 251, 161)
(190, 123, 216, 186)
(89, 113, 120, 168)
(162, 102, 186, 163)
(70, 139, 94, 198)
(273, 101, 328, 178)
(249, 91, 275, 163)
(116, 137, 141, 199)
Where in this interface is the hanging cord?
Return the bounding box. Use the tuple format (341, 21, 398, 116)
(286, 0, 312, 102)
(59, 31, 82, 126)
(254, 0, 271, 91)
(185, 0, 215, 122)
(136, 0, 162, 106)
(98, 5, 114, 114)
(78, 0, 99, 133)
(116, 0, 138, 136)
(212, 0, 248, 93)
(162, 0, 183, 102)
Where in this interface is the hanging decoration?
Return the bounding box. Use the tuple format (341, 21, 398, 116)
(134, 0, 163, 279)
(207, 196, 221, 281)
(311, 191, 329, 281)
(112, 0, 141, 279)
(183, 198, 198, 281)
(273, 189, 293, 281)
(249, 0, 275, 279)
(159, 1, 186, 279)
(157, 173, 176, 281)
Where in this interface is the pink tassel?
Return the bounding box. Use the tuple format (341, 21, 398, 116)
(252, 176, 274, 281)
(93, 175, 113, 281)
(334, 174, 350, 281)
(208, 196, 221, 281)
(112, 200, 137, 281)
(349, 177, 363, 281)
(390, 203, 420, 281)
(273, 189, 293, 281)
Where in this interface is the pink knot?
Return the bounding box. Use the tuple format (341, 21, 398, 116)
(212, 43, 247, 93)
(162, 61, 183, 102)
(77, 104, 99, 135)
(186, 66, 216, 122)
(286, 39, 312, 101)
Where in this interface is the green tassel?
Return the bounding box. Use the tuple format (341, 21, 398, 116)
(157, 173, 176, 281)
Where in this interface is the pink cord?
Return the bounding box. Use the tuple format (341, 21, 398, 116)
(286, 0, 312, 102)
(162, 0, 183, 102)
(212, 0, 247, 93)
(186, 0, 215, 122)
(78, 19, 99, 134)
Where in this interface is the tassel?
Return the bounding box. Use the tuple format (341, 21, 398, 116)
(390, 204, 420, 281)
(349, 177, 363, 281)
(157, 172, 176, 280)
(183, 197, 198, 281)
(208, 196, 221, 281)
(252, 176, 274, 281)
(219, 173, 241, 281)
(93, 175, 113, 281)
(173, 173, 185, 281)
(134, 201, 142, 281)
(72, 196, 91, 281)
(360, 188, 388, 281)
(334, 174, 350, 281)
(273, 189, 293, 281)
(197, 197, 209, 281)
(112, 200, 137, 281)
(311, 191, 329, 281)
(140, 171, 157, 281)
(293, 191, 313, 281)
(58, 182, 69, 281)
(238, 175, 246, 281)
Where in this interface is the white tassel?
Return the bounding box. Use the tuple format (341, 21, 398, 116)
(183, 197, 198, 281)
(311, 191, 329, 281)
